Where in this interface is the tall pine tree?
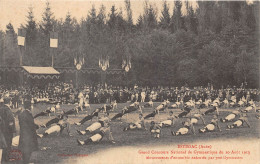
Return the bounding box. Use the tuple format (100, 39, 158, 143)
(159, 1, 171, 30)
(24, 7, 37, 65)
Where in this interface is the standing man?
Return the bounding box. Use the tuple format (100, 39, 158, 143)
(0, 93, 16, 162)
(0, 115, 7, 162)
(18, 95, 38, 164)
(78, 91, 84, 111)
(141, 90, 146, 103)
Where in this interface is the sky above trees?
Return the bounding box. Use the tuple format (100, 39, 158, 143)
(0, 0, 199, 31)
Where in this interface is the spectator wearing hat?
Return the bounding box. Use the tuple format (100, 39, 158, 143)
(0, 93, 15, 162)
(18, 98, 38, 164)
(0, 115, 7, 162)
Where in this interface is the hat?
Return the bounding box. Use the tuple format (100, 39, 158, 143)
(24, 94, 31, 102)
(24, 100, 32, 110)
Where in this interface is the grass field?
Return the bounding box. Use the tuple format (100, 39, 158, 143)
(6, 102, 260, 164)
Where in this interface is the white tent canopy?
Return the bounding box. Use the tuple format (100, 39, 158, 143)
(22, 66, 60, 79)
(22, 66, 60, 75)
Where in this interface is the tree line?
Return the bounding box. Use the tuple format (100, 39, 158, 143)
(0, 1, 259, 88)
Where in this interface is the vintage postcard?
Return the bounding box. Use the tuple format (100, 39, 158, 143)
(0, 0, 259, 163)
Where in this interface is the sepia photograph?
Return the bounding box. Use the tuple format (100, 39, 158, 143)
(0, 0, 259, 163)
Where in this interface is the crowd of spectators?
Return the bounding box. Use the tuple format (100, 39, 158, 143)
(0, 82, 259, 109)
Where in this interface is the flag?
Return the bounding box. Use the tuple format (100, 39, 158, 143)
(18, 28, 26, 46)
(122, 59, 126, 68)
(74, 58, 77, 66)
(50, 32, 58, 48)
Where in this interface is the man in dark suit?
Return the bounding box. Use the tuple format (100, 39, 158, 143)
(18, 95, 38, 164)
(0, 115, 7, 162)
(0, 93, 16, 162)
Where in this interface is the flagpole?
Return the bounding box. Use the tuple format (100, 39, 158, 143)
(19, 45, 24, 86)
(51, 48, 54, 67)
(18, 28, 26, 86)
(19, 45, 22, 66)
(76, 70, 78, 89)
